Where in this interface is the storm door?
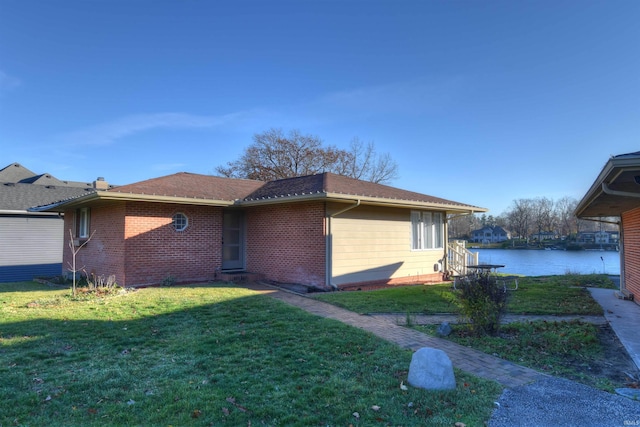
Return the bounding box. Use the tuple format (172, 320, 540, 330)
(222, 211, 245, 271)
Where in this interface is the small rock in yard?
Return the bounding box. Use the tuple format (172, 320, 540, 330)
(436, 322, 452, 337)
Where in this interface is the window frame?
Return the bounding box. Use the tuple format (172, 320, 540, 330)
(172, 212, 188, 232)
(411, 210, 444, 250)
(76, 207, 90, 239)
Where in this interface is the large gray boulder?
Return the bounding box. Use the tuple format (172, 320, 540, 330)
(407, 347, 456, 390)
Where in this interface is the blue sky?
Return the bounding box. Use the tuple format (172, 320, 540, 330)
(1, 1, 638, 215)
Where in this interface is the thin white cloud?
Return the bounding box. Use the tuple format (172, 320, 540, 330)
(62, 112, 244, 146)
(0, 70, 21, 92)
(318, 77, 468, 116)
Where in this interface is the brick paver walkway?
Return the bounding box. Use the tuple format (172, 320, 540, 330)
(248, 283, 550, 388)
(368, 313, 607, 326)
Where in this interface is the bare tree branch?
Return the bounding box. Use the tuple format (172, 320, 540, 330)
(215, 128, 398, 184)
(67, 229, 96, 297)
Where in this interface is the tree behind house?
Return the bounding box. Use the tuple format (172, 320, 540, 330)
(215, 128, 399, 184)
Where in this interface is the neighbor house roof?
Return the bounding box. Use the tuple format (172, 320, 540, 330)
(31, 171, 487, 214)
(0, 163, 94, 188)
(575, 152, 640, 218)
(472, 225, 508, 234)
(0, 163, 38, 183)
(0, 162, 98, 213)
(0, 183, 96, 211)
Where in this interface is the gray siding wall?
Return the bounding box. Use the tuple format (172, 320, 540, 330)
(0, 214, 63, 282)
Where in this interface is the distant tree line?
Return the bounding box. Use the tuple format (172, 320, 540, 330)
(449, 196, 618, 241)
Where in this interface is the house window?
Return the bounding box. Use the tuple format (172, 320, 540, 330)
(76, 208, 90, 238)
(172, 212, 188, 231)
(411, 211, 443, 250)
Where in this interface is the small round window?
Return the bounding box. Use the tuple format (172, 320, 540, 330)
(172, 213, 188, 231)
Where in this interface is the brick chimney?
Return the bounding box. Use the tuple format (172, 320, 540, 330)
(93, 177, 109, 190)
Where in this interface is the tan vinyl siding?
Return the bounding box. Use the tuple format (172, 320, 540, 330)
(329, 204, 445, 286)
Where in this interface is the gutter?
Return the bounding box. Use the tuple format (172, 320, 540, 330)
(579, 217, 620, 226)
(241, 191, 485, 213)
(576, 160, 640, 217)
(0, 209, 61, 217)
(326, 199, 361, 289)
(602, 182, 640, 199)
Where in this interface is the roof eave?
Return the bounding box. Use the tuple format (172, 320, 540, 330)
(29, 188, 487, 214)
(97, 192, 235, 207)
(238, 191, 487, 213)
(30, 191, 235, 212)
(1, 209, 61, 216)
(325, 192, 487, 213)
(575, 154, 640, 218)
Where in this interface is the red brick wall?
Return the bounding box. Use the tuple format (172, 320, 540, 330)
(622, 207, 640, 304)
(245, 202, 326, 287)
(63, 202, 223, 287)
(123, 203, 223, 286)
(63, 203, 126, 285)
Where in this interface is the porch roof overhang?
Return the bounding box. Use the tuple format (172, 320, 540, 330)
(575, 152, 640, 218)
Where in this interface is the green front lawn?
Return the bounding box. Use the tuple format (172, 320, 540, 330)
(1, 282, 501, 427)
(313, 274, 614, 315)
(313, 274, 626, 392)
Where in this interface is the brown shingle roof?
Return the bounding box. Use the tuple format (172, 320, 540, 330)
(108, 172, 264, 201)
(243, 172, 477, 209)
(33, 171, 486, 213)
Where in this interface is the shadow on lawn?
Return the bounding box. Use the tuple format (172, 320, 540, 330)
(2, 285, 498, 427)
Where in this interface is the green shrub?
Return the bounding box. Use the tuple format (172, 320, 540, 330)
(161, 274, 177, 287)
(453, 272, 509, 336)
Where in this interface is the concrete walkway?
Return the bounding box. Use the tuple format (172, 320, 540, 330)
(589, 287, 640, 370)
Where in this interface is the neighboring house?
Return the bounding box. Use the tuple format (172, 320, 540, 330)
(0, 162, 108, 282)
(470, 225, 510, 244)
(577, 231, 620, 244)
(32, 172, 486, 289)
(575, 151, 640, 303)
(530, 231, 557, 241)
(595, 231, 620, 244)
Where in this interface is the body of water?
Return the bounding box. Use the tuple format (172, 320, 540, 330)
(472, 248, 620, 276)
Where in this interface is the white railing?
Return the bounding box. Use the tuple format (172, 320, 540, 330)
(447, 240, 478, 276)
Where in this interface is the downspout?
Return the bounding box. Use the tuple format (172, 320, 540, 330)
(326, 200, 361, 289)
